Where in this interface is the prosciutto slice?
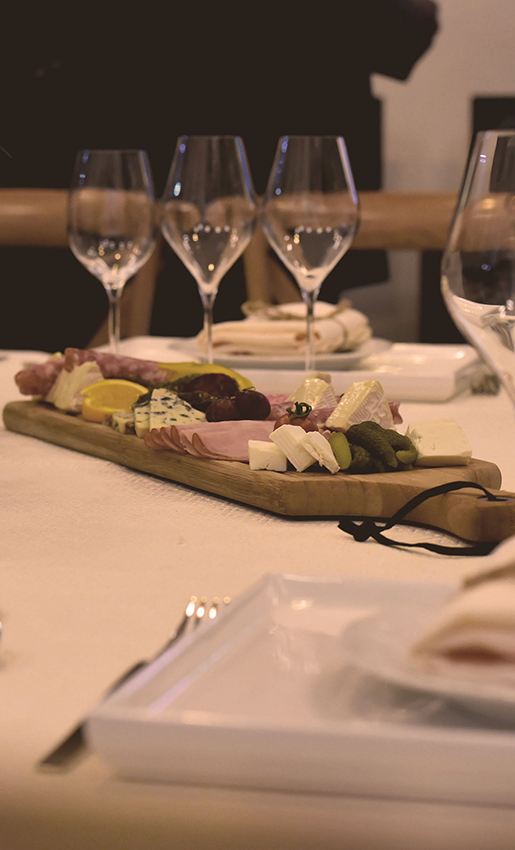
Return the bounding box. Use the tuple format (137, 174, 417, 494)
(15, 348, 168, 396)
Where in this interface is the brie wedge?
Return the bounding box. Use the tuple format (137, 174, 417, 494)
(288, 373, 338, 410)
(325, 380, 393, 431)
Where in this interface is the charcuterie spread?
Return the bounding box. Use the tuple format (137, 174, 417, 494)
(11, 347, 472, 473)
(6, 346, 512, 539)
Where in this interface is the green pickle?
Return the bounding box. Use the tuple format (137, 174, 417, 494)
(346, 422, 399, 469)
(328, 431, 352, 470)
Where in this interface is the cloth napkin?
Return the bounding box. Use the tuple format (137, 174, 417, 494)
(196, 301, 372, 357)
(410, 536, 515, 687)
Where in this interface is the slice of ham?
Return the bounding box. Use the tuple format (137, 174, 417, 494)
(145, 420, 274, 462)
(15, 348, 169, 397)
(144, 429, 170, 451)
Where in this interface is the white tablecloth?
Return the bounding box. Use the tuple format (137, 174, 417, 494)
(2, 343, 515, 850)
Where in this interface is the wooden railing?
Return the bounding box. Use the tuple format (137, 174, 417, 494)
(0, 189, 459, 342)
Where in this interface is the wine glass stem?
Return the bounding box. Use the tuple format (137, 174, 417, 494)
(201, 290, 217, 363)
(107, 286, 123, 354)
(302, 288, 320, 372)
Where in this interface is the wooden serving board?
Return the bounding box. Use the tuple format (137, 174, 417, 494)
(4, 400, 515, 543)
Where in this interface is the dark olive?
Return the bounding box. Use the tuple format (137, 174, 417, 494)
(234, 389, 271, 420)
(205, 397, 238, 422)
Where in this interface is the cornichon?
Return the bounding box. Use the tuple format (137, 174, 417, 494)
(328, 431, 352, 470)
(362, 421, 418, 466)
(347, 444, 386, 473)
(346, 422, 399, 469)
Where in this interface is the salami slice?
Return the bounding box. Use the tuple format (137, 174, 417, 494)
(63, 349, 168, 383)
(15, 348, 169, 397)
(15, 357, 65, 397)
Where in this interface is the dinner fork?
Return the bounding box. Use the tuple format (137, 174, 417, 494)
(38, 595, 229, 771)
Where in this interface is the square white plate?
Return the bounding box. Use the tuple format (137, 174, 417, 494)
(87, 574, 515, 805)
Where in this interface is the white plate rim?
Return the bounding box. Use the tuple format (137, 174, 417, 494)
(341, 604, 515, 715)
(179, 336, 392, 369)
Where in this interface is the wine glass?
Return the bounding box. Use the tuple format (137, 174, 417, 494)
(261, 135, 359, 371)
(442, 130, 515, 407)
(68, 149, 157, 353)
(160, 135, 257, 363)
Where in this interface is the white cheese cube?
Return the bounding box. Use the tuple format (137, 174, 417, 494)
(325, 380, 393, 431)
(270, 425, 315, 472)
(301, 431, 340, 474)
(248, 440, 288, 472)
(406, 418, 472, 467)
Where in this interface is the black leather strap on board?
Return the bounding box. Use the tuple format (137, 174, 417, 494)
(338, 481, 505, 556)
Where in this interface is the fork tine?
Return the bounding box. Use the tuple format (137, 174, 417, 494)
(193, 596, 208, 627)
(173, 595, 198, 640)
(193, 596, 231, 628)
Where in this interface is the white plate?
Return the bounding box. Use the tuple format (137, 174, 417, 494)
(341, 604, 515, 723)
(87, 575, 515, 805)
(100, 335, 390, 370)
(187, 336, 392, 370)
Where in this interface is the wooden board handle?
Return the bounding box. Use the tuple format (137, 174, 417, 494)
(394, 485, 515, 544)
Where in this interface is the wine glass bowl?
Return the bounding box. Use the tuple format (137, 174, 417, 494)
(68, 150, 157, 352)
(441, 131, 515, 406)
(261, 136, 359, 370)
(160, 136, 257, 363)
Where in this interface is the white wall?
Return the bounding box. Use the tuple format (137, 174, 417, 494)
(348, 0, 515, 342)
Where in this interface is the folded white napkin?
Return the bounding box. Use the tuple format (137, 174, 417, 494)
(411, 538, 515, 687)
(196, 301, 372, 357)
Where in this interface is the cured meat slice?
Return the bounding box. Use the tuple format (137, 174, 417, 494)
(177, 420, 273, 462)
(159, 427, 186, 453)
(174, 427, 204, 457)
(63, 349, 168, 383)
(143, 429, 169, 450)
(14, 357, 65, 397)
(15, 348, 169, 398)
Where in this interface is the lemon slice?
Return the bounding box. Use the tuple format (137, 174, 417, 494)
(81, 379, 148, 423)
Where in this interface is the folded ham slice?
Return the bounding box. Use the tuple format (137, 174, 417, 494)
(144, 420, 274, 462)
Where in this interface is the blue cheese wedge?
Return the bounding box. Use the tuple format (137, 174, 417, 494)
(111, 410, 136, 434)
(406, 418, 472, 467)
(149, 388, 206, 430)
(270, 425, 315, 472)
(133, 400, 150, 437)
(325, 380, 393, 431)
(248, 440, 287, 472)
